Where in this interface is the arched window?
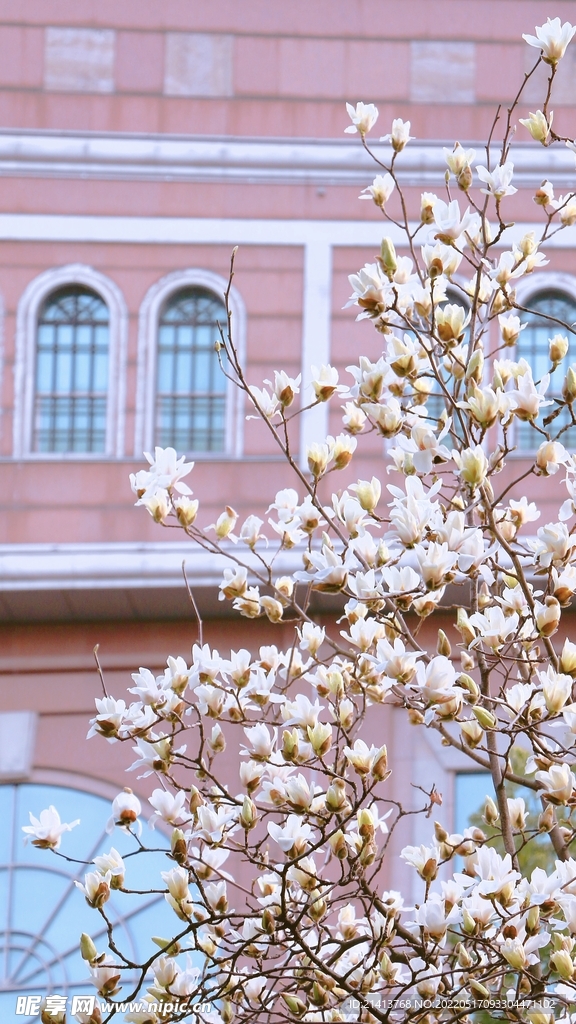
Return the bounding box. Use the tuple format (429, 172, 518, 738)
(155, 287, 227, 452)
(33, 287, 109, 453)
(0, 782, 172, 1015)
(517, 289, 576, 450)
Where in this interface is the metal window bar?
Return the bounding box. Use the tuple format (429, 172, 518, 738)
(155, 288, 228, 452)
(33, 287, 109, 453)
(517, 290, 576, 451)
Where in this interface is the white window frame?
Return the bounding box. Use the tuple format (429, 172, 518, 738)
(134, 268, 246, 458)
(13, 264, 128, 459)
(511, 272, 576, 453)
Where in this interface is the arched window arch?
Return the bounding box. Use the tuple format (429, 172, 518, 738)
(516, 281, 576, 450)
(34, 287, 109, 453)
(156, 287, 227, 452)
(13, 265, 128, 458)
(0, 781, 172, 1015)
(135, 269, 246, 458)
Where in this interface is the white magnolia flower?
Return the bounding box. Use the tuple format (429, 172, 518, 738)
(149, 788, 190, 828)
(433, 198, 476, 242)
(535, 762, 575, 804)
(345, 101, 379, 136)
(140, 446, 194, 496)
(75, 869, 112, 908)
(380, 118, 413, 151)
(267, 814, 316, 853)
(469, 606, 519, 650)
(241, 723, 277, 760)
(523, 17, 576, 64)
(22, 806, 80, 849)
(359, 173, 395, 207)
(106, 790, 142, 834)
(476, 161, 517, 199)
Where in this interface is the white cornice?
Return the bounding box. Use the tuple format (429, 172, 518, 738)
(0, 213, 574, 249)
(0, 129, 573, 187)
(0, 542, 301, 591)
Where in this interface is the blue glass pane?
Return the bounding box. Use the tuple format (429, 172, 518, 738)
(518, 290, 576, 450)
(34, 288, 110, 453)
(454, 772, 492, 833)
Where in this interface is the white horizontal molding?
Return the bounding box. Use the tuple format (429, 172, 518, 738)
(0, 213, 574, 249)
(0, 130, 573, 187)
(0, 542, 303, 592)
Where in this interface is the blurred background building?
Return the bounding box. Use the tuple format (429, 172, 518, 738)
(1, 1, 576, 1010)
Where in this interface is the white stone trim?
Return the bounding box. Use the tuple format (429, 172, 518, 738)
(515, 271, 576, 309)
(13, 264, 128, 458)
(300, 243, 332, 462)
(0, 541, 304, 591)
(135, 268, 246, 458)
(0, 711, 37, 781)
(1, 213, 575, 249)
(0, 130, 574, 188)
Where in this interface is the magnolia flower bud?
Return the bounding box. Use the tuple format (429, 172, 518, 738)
(456, 607, 477, 646)
(325, 782, 347, 815)
(550, 334, 569, 365)
(535, 596, 561, 637)
(307, 722, 333, 757)
(282, 728, 300, 762)
(307, 442, 330, 478)
(437, 629, 452, 657)
(152, 935, 181, 955)
(328, 829, 348, 859)
(517, 230, 537, 256)
(189, 785, 203, 813)
(470, 981, 491, 1000)
(222, 1000, 235, 1024)
(351, 476, 381, 513)
(462, 908, 477, 935)
(472, 706, 497, 730)
(173, 495, 199, 527)
(80, 933, 99, 962)
(461, 719, 484, 747)
(561, 639, 576, 677)
(457, 164, 473, 191)
(551, 949, 575, 979)
(458, 673, 480, 704)
(456, 943, 473, 968)
(214, 506, 238, 539)
(171, 828, 188, 865)
(434, 820, 449, 843)
(526, 905, 540, 935)
(420, 191, 436, 224)
(465, 348, 484, 383)
(483, 795, 500, 825)
(260, 596, 284, 622)
(282, 995, 307, 1017)
(455, 446, 489, 489)
(538, 803, 556, 832)
(379, 237, 398, 279)
(519, 110, 552, 144)
(534, 180, 554, 206)
(564, 365, 576, 403)
(240, 796, 257, 830)
(372, 744, 389, 781)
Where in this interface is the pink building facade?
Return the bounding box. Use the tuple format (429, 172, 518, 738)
(1, 1, 576, 1007)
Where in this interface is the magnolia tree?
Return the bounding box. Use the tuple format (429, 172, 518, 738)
(23, 15, 576, 1024)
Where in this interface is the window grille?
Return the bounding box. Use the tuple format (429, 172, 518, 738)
(33, 287, 109, 453)
(517, 290, 576, 450)
(155, 287, 227, 452)
(0, 783, 171, 1016)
